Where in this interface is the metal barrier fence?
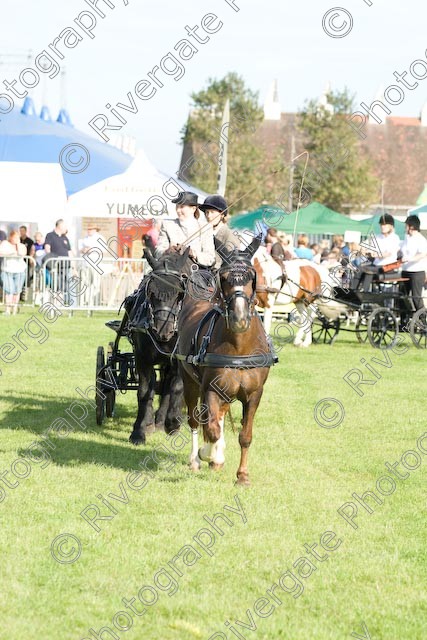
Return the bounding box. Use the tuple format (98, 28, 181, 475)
(0, 257, 148, 313)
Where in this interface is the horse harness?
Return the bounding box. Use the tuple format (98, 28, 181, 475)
(176, 308, 277, 371)
(124, 258, 278, 369)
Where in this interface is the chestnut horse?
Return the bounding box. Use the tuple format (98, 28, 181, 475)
(176, 236, 276, 485)
(253, 247, 330, 347)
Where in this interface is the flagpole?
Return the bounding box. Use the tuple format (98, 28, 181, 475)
(217, 98, 230, 196)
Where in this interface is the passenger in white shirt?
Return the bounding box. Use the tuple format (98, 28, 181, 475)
(399, 215, 427, 311)
(373, 221, 401, 267)
(357, 214, 401, 292)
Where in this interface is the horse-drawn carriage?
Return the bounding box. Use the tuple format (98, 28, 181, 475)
(93, 239, 277, 484)
(312, 275, 427, 350)
(253, 250, 427, 350)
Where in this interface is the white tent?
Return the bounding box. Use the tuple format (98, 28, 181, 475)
(67, 149, 207, 220)
(0, 161, 67, 231)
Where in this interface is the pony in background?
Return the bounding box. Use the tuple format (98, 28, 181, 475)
(253, 246, 333, 347)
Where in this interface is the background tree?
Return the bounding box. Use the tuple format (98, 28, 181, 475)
(180, 73, 269, 213)
(295, 89, 380, 211)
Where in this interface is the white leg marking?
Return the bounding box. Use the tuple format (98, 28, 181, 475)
(199, 441, 214, 462)
(212, 415, 226, 465)
(199, 416, 226, 464)
(263, 308, 273, 334)
(189, 429, 201, 470)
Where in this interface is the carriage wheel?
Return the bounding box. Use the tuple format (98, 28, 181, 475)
(312, 317, 340, 345)
(367, 308, 399, 349)
(355, 314, 369, 343)
(96, 346, 106, 425)
(410, 308, 427, 349)
(105, 388, 116, 417)
(105, 342, 116, 417)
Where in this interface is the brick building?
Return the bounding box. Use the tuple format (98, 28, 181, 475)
(178, 81, 427, 215)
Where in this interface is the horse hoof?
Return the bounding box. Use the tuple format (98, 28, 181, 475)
(189, 458, 201, 472)
(164, 421, 180, 435)
(145, 423, 155, 434)
(155, 422, 165, 432)
(235, 473, 250, 486)
(129, 433, 146, 446)
(198, 447, 211, 463)
(209, 462, 224, 471)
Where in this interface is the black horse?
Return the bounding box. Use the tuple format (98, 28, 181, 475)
(126, 248, 193, 445)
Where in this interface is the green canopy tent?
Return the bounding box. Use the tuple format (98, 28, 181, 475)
(230, 202, 367, 236)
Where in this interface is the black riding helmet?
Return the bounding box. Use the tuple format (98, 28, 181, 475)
(199, 195, 228, 215)
(379, 213, 394, 226)
(405, 214, 421, 231)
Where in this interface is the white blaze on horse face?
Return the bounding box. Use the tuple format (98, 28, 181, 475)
(230, 287, 249, 328)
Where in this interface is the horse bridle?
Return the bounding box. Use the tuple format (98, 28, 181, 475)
(143, 271, 186, 341)
(216, 262, 258, 329)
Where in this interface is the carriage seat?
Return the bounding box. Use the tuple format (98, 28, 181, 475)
(377, 274, 410, 283)
(105, 320, 122, 333)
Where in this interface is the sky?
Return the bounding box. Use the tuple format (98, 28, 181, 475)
(1, 0, 427, 175)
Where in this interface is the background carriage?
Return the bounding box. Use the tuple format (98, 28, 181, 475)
(312, 275, 427, 349)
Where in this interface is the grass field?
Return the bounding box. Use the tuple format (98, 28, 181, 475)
(0, 309, 426, 640)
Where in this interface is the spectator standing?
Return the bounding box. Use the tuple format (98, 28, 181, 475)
(45, 219, 72, 257)
(294, 235, 314, 260)
(19, 225, 35, 301)
(33, 232, 45, 264)
(264, 228, 278, 254)
(19, 225, 34, 257)
(331, 234, 350, 257)
(272, 232, 295, 262)
(79, 223, 105, 255)
(0, 229, 6, 287)
(0, 230, 27, 314)
(321, 248, 341, 270)
(44, 219, 73, 304)
(310, 243, 321, 264)
(400, 215, 427, 311)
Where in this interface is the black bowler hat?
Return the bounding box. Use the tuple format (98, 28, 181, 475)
(379, 213, 394, 226)
(171, 191, 199, 206)
(199, 194, 228, 213)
